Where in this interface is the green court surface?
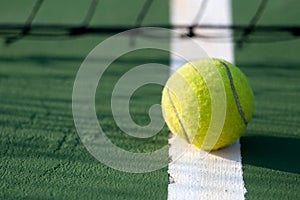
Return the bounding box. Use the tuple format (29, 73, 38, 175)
(233, 1, 300, 199)
(0, 0, 169, 199)
(0, 0, 299, 199)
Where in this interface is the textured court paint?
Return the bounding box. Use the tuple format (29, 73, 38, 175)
(232, 0, 300, 199)
(168, 0, 246, 199)
(169, 138, 246, 199)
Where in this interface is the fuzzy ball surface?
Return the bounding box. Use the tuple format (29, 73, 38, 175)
(161, 58, 254, 150)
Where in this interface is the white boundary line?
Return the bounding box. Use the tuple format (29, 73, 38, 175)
(168, 0, 246, 199)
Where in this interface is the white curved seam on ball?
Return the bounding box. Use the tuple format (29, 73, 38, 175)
(166, 88, 191, 144)
(220, 61, 248, 125)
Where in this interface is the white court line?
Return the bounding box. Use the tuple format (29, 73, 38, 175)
(168, 0, 246, 199)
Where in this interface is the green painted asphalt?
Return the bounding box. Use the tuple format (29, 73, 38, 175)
(233, 0, 300, 199)
(0, 0, 169, 199)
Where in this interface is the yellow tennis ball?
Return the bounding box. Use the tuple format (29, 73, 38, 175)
(161, 58, 254, 150)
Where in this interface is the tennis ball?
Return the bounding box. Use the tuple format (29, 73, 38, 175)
(161, 58, 254, 150)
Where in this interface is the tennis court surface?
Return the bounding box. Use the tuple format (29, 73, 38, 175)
(0, 0, 299, 199)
